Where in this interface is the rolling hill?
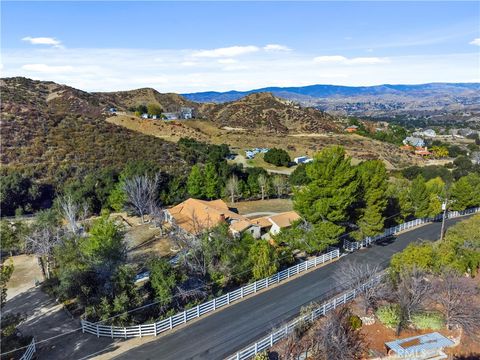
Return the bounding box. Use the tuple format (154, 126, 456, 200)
(0, 77, 187, 183)
(198, 92, 341, 133)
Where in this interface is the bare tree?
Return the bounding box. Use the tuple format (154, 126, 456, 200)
(170, 225, 208, 278)
(24, 227, 61, 279)
(149, 202, 166, 236)
(257, 174, 269, 200)
(390, 268, 431, 335)
(123, 173, 159, 223)
(58, 194, 88, 235)
(272, 175, 287, 199)
(338, 261, 382, 314)
(225, 175, 239, 204)
(310, 307, 366, 360)
(431, 270, 480, 338)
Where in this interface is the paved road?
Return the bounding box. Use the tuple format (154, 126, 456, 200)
(112, 216, 468, 360)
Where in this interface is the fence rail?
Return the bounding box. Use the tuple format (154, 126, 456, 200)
(19, 338, 36, 360)
(343, 207, 480, 252)
(81, 248, 341, 338)
(225, 277, 382, 360)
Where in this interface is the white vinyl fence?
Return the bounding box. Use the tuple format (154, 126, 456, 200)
(343, 207, 480, 252)
(81, 248, 341, 338)
(225, 276, 383, 360)
(19, 338, 36, 360)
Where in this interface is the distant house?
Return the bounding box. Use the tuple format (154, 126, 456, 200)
(403, 136, 425, 147)
(423, 129, 436, 137)
(163, 112, 178, 120)
(400, 144, 414, 151)
(141, 113, 149, 119)
(414, 146, 431, 156)
(151, 115, 158, 120)
(294, 156, 313, 164)
(345, 125, 359, 133)
(180, 107, 193, 119)
(385, 332, 454, 359)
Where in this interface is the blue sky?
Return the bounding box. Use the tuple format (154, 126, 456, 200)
(2, 1, 479, 92)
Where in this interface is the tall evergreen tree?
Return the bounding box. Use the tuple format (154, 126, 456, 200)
(294, 146, 358, 244)
(204, 162, 219, 199)
(187, 165, 204, 198)
(450, 173, 480, 210)
(410, 175, 430, 218)
(356, 160, 388, 238)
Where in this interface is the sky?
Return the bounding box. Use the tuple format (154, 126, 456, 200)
(1, 1, 480, 92)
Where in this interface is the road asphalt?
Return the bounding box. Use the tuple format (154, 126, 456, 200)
(111, 216, 468, 360)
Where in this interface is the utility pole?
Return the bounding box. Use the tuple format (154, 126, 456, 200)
(440, 200, 448, 241)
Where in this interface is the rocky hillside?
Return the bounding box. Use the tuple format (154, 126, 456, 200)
(95, 87, 198, 113)
(198, 92, 341, 133)
(0, 77, 186, 183)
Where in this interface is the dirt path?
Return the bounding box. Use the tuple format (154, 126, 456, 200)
(3, 255, 116, 360)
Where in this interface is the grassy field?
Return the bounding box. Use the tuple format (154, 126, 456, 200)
(232, 198, 293, 215)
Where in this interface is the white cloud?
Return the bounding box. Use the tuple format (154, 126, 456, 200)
(313, 55, 389, 65)
(217, 58, 238, 64)
(2, 48, 477, 92)
(22, 36, 62, 47)
(180, 61, 198, 67)
(192, 45, 259, 58)
(263, 44, 291, 52)
(469, 38, 480, 46)
(21, 63, 74, 73)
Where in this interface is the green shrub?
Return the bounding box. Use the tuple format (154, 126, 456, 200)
(376, 304, 401, 329)
(349, 314, 363, 330)
(411, 312, 444, 330)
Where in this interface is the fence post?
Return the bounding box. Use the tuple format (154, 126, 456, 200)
(343, 293, 347, 304)
(241, 286, 244, 298)
(111, 326, 114, 339)
(227, 292, 230, 304)
(322, 304, 326, 315)
(96, 324, 99, 338)
(139, 325, 142, 338)
(213, 298, 216, 310)
(333, 298, 336, 309)
(124, 328, 127, 339)
(197, 305, 200, 317)
(254, 282, 257, 293)
(270, 333, 273, 346)
(169, 316, 173, 329)
(277, 272, 280, 283)
(154, 322, 157, 336)
(183, 310, 187, 323)
(254, 342, 258, 354)
(81, 320, 85, 333)
(314, 255, 318, 267)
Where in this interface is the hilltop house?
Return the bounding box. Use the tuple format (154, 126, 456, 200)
(403, 136, 425, 147)
(166, 198, 301, 239)
(180, 107, 193, 119)
(345, 125, 359, 133)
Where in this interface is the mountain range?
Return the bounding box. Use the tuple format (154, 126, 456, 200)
(182, 83, 480, 118)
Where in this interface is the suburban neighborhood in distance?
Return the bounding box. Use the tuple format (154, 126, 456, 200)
(1, 1, 480, 360)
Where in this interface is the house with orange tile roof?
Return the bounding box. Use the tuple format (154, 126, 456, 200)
(166, 198, 247, 235)
(414, 146, 432, 156)
(166, 198, 302, 240)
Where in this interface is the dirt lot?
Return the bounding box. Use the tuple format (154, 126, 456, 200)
(6, 254, 44, 300)
(232, 198, 293, 215)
